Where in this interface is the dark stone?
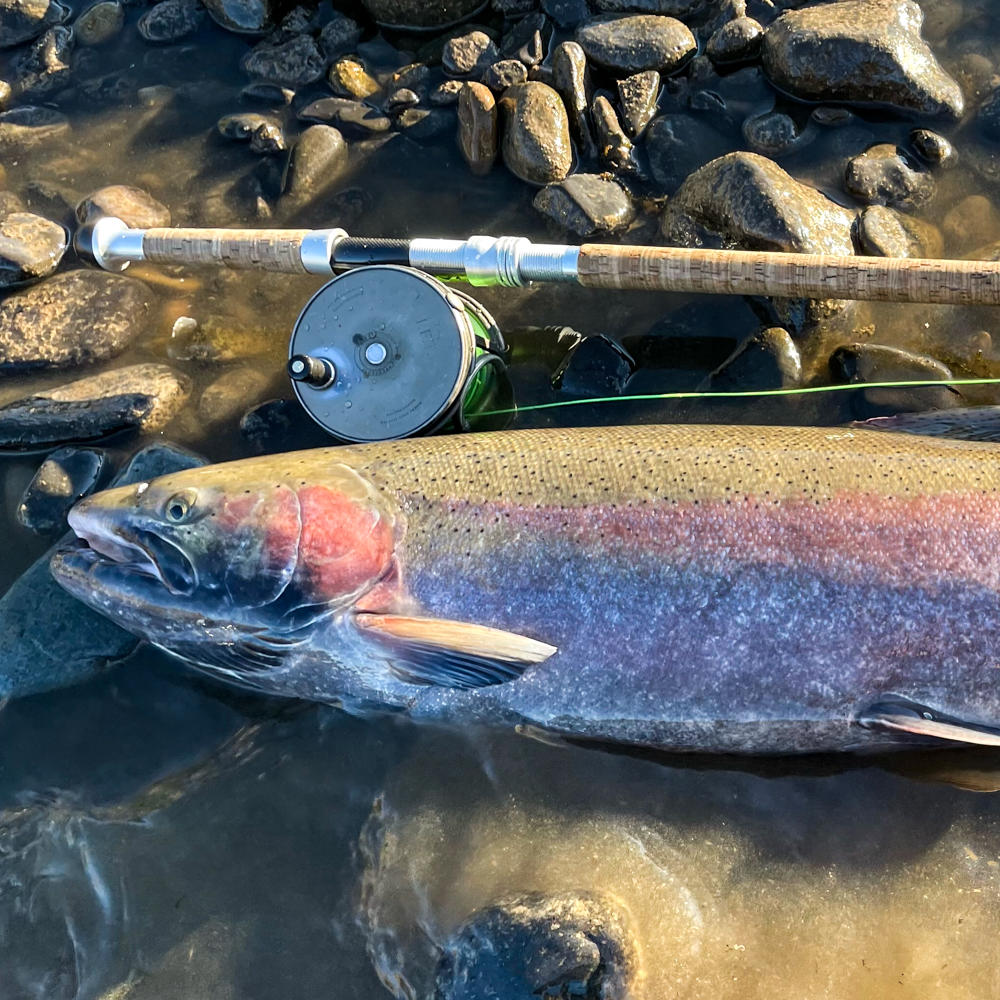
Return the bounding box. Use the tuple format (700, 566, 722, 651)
(279, 124, 349, 211)
(249, 120, 286, 153)
(318, 12, 362, 59)
(203, 0, 278, 34)
(241, 81, 294, 105)
(855, 204, 942, 258)
(591, 94, 637, 173)
(645, 113, 730, 193)
(616, 69, 658, 135)
(458, 81, 497, 175)
(76, 184, 170, 228)
(0, 442, 205, 700)
(74, 0, 124, 45)
(576, 15, 696, 75)
(706, 15, 762, 64)
(137, 0, 204, 42)
(552, 334, 636, 395)
(0, 272, 153, 372)
(844, 143, 934, 209)
(499, 11, 549, 64)
(483, 58, 527, 90)
(216, 111, 274, 140)
(0, 212, 66, 288)
(551, 40, 594, 158)
(360, 0, 487, 31)
(533, 173, 635, 236)
(909, 128, 954, 167)
(499, 81, 572, 185)
(830, 342, 960, 417)
(239, 397, 332, 453)
(12, 23, 72, 96)
(443, 29, 497, 78)
(396, 106, 454, 139)
(700, 326, 801, 390)
(976, 85, 1000, 142)
(591, 0, 702, 10)
(385, 86, 421, 110)
(0, 363, 190, 451)
(541, 0, 587, 27)
(741, 110, 809, 157)
(241, 32, 326, 87)
(433, 892, 637, 1000)
(761, 0, 964, 120)
(0, 0, 69, 50)
(17, 446, 108, 533)
(430, 79, 463, 105)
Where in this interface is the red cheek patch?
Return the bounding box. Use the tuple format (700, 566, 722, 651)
(297, 485, 394, 601)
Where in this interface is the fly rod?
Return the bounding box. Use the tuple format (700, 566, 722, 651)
(76, 216, 1000, 306)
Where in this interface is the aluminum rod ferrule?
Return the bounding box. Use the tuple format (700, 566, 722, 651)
(409, 236, 580, 286)
(301, 228, 346, 275)
(88, 216, 145, 272)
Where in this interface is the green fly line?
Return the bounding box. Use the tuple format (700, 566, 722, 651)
(476, 377, 1000, 418)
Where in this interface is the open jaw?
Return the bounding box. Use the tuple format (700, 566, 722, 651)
(62, 521, 197, 596)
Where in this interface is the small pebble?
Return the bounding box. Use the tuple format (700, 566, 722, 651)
(442, 30, 498, 78)
(909, 128, 955, 167)
(328, 56, 381, 99)
(483, 58, 527, 91)
(17, 446, 107, 534)
(705, 16, 763, 64)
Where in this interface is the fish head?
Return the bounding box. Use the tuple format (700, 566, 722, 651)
(50, 456, 401, 655)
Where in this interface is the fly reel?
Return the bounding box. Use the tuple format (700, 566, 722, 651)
(287, 265, 512, 443)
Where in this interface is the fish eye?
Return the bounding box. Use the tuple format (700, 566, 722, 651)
(164, 492, 195, 523)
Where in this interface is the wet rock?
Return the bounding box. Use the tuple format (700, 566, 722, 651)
(76, 184, 170, 229)
(203, 0, 276, 34)
(396, 107, 453, 139)
(318, 12, 362, 59)
(0, 212, 66, 288)
(23, 179, 73, 222)
(552, 334, 636, 395)
(430, 79, 464, 105)
(909, 128, 954, 167)
(0, 272, 152, 372)
(217, 110, 272, 139)
(542, 0, 588, 28)
(458, 81, 496, 175)
(0, 0, 68, 50)
(443, 29, 497, 78)
(434, 892, 637, 1000)
(501, 12, 547, 65)
(700, 326, 801, 390)
(942, 194, 1000, 252)
(844, 143, 934, 209)
(576, 15, 696, 75)
(533, 173, 635, 236)
(706, 15, 762, 63)
(500, 81, 572, 186)
(239, 397, 331, 453)
(198, 365, 273, 426)
(616, 69, 658, 135)
(0, 442, 205, 700)
(830, 342, 960, 417)
(0, 363, 190, 450)
(17, 446, 107, 533)
(0, 190, 25, 217)
(591, 94, 636, 173)
(483, 58, 526, 90)
(976, 84, 1000, 142)
(385, 86, 420, 111)
(645, 112, 730, 193)
(280, 125, 349, 211)
(551, 41, 593, 158)
(810, 105, 855, 127)
(392, 62, 431, 92)
(137, 0, 204, 42)
(329, 56, 381, 99)
(361, 0, 485, 30)
(249, 120, 285, 154)
(74, 0, 124, 45)
(298, 97, 391, 136)
(761, 0, 964, 120)
(242, 32, 325, 87)
(13, 24, 72, 96)
(742, 110, 809, 157)
(855, 205, 942, 258)
(591, 0, 702, 11)
(240, 81, 293, 105)
(952, 51, 993, 106)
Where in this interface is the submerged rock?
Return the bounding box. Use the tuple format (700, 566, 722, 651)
(434, 892, 637, 1000)
(855, 205, 942, 258)
(318, 13, 362, 59)
(137, 0, 204, 42)
(552, 334, 636, 395)
(0, 105, 69, 150)
(761, 0, 964, 120)
(0, 0, 69, 50)
(844, 143, 934, 209)
(76, 184, 170, 229)
(499, 82, 572, 186)
(0, 363, 190, 450)
(645, 112, 730, 193)
(203, 0, 276, 34)
(17, 445, 107, 533)
(0, 272, 152, 371)
(241, 32, 325, 87)
(0, 442, 205, 700)
(741, 109, 810, 157)
(12, 24, 72, 96)
(576, 15, 696, 74)
(533, 173, 635, 236)
(700, 326, 801, 390)
(198, 365, 273, 426)
(279, 124, 349, 212)
(360, 0, 486, 30)
(458, 81, 497, 176)
(0, 211, 67, 288)
(73, 0, 123, 45)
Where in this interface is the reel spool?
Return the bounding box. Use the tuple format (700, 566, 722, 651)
(287, 265, 513, 443)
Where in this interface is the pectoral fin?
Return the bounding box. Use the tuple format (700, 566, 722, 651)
(859, 698, 1000, 747)
(356, 613, 556, 690)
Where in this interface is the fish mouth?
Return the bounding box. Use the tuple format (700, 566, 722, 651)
(64, 509, 197, 597)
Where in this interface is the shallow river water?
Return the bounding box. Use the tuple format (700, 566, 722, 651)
(4, 0, 1000, 997)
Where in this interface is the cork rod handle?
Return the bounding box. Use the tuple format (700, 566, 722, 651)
(142, 227, 315, 273)
(577, 244, 1000, 306)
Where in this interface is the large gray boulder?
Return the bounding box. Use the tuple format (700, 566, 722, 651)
(761, 0, 964, 121)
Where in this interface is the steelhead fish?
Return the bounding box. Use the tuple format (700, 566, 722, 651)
(50, 425, 1000, 755)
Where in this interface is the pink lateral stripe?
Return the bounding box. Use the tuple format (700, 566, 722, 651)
(442, 491, 1000, 592)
